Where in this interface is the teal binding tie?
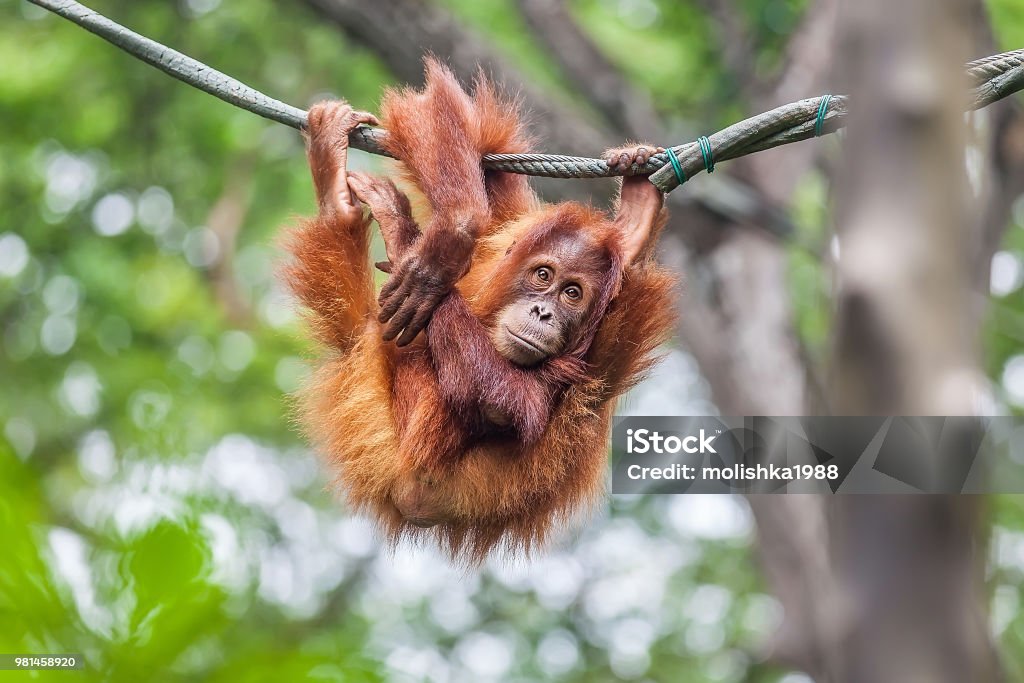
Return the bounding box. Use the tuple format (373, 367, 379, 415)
(698, 136, 715, 173)
(666, 147, 686, 185)
(815, 94, 833, 137)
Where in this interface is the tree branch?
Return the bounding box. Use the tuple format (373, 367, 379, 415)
(27, 0, 1024, 187)
(297, 0, 610, 159)
(205, 161, 255, 325)
(693, 0, 761, 102)
(739, 0, 839, 205)
(513, 0, 662, 140)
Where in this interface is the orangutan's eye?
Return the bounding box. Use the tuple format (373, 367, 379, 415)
(563, 284, 582, 301)
(535, 266, 552, 284)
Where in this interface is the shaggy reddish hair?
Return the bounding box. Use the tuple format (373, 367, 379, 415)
(284, 58, 677, 563)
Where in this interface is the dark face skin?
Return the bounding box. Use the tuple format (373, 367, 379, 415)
(491, 232, 610, 366)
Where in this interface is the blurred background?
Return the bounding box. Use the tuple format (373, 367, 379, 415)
(3, 0, 1024, 680)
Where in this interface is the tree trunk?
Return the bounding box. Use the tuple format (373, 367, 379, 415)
(829, 0, 997, 679)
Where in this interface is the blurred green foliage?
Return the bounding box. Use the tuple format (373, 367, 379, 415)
(2, 0, 1024, 681)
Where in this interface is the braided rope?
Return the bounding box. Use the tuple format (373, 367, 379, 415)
(27, 0, 1024, 193)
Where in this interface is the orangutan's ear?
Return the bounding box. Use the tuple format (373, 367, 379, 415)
(614, 176, 664, 264)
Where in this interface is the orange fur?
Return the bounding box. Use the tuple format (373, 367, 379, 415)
(284, 59, 677, 564)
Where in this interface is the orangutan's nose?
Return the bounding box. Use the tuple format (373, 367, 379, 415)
(530, 304, 552, 322)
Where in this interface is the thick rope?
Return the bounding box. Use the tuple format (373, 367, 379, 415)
(26, 0, 1024, 193)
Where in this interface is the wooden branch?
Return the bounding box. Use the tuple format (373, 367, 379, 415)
(742, 0, 839, 205)
(26, 0, 1024, 191)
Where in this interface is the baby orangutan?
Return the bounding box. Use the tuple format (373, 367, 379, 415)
(285, 59, 676, 562)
